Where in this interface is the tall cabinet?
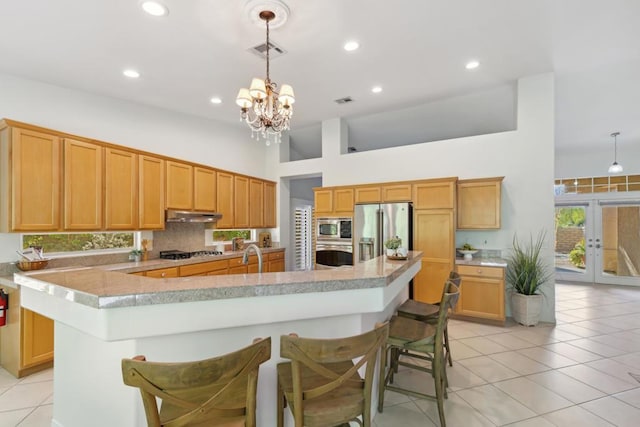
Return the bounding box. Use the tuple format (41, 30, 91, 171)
(412, 178, 456, 303)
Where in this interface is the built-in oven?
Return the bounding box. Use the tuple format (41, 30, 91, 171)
(316, 217, 352, 241)
(315, 240, 353, 267)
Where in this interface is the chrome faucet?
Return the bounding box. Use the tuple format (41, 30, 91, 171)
(242, 243, 263, 273)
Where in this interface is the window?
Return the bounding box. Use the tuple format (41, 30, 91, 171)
(22, 232, 135, 255)
(211, 230, 252, 242)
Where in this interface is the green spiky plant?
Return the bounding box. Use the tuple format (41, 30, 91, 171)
(506, 231, 552, 296)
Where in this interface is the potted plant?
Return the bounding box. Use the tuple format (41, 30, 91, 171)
(130, 249, 144, 262)
(506, 231, 551, 326)
(384, 236, 402, 257)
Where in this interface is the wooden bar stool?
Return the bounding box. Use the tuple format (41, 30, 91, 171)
(121, 337, 271, 427)
(396, 271, 461, 366)
(378, 281, 460, 427)
(277, 323, 389, 427)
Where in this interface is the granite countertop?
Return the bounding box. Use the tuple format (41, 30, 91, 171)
(455, 257, 508, 267)
(13, 251, 423, 309)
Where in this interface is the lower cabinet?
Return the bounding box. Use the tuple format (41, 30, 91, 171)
(179, 260, 228, 277)
(0, 287, 54, 378)
(267, 250, 285, 272)
(455, 265, 505, 322)
(144, 267, 179, 278)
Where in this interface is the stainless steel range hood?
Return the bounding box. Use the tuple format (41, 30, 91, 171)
(165, 210, 222, 223)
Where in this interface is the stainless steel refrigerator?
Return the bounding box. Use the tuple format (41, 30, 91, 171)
(354, 202, 413, 262)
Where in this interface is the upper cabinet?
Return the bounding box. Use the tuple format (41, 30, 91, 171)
(139, 155, 165, 230)
(314, 189, 333, 214)
(354, 186, 381, 204)
(193, 167, 216, 212)
(457, 177, 503, 229)
(234, 175, 250, 228)
(216, 171, 234, 229)
(413, 178, 456, 210)
(382, 184, 412, 202)
(263, 181, 276, 228)
(165, 160, 193, 210)
(0, 125, 61, 232)
(105, 148, 138, 230)
(334, 188, 354, 213)
(64, 138, 103, 230)
(314, 187, 354, 216)
(249, 178, 264, 228)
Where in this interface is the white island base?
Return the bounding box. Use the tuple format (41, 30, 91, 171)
(18, 259, 420, 427)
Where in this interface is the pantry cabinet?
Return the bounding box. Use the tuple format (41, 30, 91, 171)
(457, 177, 503, 229)
(0, 124, 61, 231)
(64, 138, 103, 230)
(194, 167, 216, 212)
(138, 155, 165, 230)
(455, 264, 505, 322)
(105, 148, 138, 230)
(166, 160, 193, 210)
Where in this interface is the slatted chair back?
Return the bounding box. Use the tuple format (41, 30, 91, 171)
(278, 322, 389, 427)
(122, 337, 271, 427)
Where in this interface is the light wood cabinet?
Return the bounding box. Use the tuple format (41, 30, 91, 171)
(63, 139, 103, 230)
(194, 167, 216, 212)
(455, 264, 505, 322)
(355, 186, 381, 204)
(105, 148, 138, 230)
(382, 184, 412, 202)
(234, 175, 250, 228)
(166, 160, 193, 210)
(457, 177, 503, 229)
(0, 287, 54, 378)
(216, 171, 234, 228)
(179, 259, 228, 276)
(413, 209, 455, 303)
(144, 266, 179, 278)
(0, 125, 61, 231)
(314, 189, 333, 214)
(264, 181, 276, 228)
(413, 178, 456, 210)
(267, 250, 285, 272)
(249, 178, 264, 228)
(139, 155, 165, 230)
(334, 188, 354, 213)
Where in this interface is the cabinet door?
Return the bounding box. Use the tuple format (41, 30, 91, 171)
(355, 186, 381, 204)
(249, 178, 264, 228)
(382, 184, 412, 202)
(457, 177, 503, 229)
(334, 188, 354, 214)
(413, 179, 456, 210)
(229, 264, 248, 274)
(8, 128, 61, 231)
(263, 181, 276, 228)
(216, 171, 234, 228)
(64, 138, 103, 230)
(139, 155, 165, 230)
(21, 309, 54, 368)
(413, 209, 454, 303)
(456, 274, 505, 321)
(314, 189, 333, 214)
(234, 175, 250, 228)
(269, 259, 285, 272)
(105, 148, 138, 230)
(194, 167, 216, 212)
(166, 160, 193, 210)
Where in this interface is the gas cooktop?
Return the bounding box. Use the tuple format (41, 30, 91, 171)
(159, 250, 223, 260)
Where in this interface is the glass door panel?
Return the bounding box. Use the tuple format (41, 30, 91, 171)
(595, 203, 640, 285)
(555, 204, 594, 283)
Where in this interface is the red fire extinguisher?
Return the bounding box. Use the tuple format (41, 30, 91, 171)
(0, 288, 8, 327)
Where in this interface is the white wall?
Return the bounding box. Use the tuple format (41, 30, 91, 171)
(556, 145, 640, 178)
(271, 73, 557, 322)
(0, 72, 267, 262)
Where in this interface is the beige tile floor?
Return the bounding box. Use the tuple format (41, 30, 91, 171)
(2, 282, 640, 426)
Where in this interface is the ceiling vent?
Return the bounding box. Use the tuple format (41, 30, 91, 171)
(334, 96, 354, 104)
(249, 41, 286, 59)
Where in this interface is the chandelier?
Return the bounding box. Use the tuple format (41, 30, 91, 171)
(236, 9, 294, 145)
(607, 132, 623, 174)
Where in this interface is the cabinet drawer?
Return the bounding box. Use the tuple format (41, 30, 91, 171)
(145, 267, 179, 278)
(268, 250, 285, 261)
(179, 260, 228, 276)
(456, 265, 504, 279)
(229, 255, 258, 266)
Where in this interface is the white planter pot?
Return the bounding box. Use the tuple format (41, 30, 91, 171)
(511, 293, 543, 326)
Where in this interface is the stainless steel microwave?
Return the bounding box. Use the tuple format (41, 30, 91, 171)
(316, 217, 352, 240)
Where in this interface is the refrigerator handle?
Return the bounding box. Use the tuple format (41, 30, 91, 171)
(376, 208, 384, 256)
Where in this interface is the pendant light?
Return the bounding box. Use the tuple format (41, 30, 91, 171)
(608, 132, 623, 174)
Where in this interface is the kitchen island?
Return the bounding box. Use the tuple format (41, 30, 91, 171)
(14, 252, 421, 427)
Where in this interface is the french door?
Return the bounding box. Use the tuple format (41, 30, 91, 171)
(555, 195, 640, 286)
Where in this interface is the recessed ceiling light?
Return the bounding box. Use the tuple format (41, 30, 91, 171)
(344, 41, 360, 52)
(371, 86, 382, 94)
(141, 1, 169, 17)
(210, 97, 222, 104)
(123, 69, 140, 78)
(465, 60, 480, 70)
